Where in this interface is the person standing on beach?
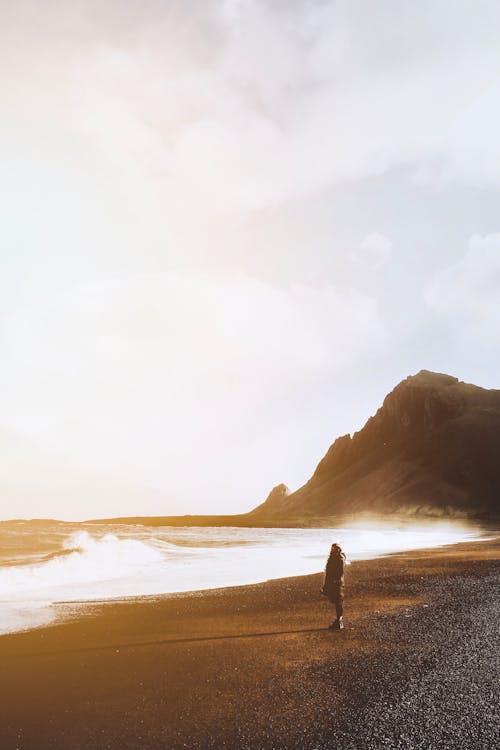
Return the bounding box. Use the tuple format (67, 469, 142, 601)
(321, 543, 346, 630)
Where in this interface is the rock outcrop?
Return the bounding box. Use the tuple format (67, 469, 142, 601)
(252, 483, 290, 514)
(250, 370, 500, 519)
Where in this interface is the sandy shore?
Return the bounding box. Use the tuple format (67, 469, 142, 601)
(1, 537, 498, 750)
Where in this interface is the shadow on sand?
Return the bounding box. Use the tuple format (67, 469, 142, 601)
(27, 626, 333, 658)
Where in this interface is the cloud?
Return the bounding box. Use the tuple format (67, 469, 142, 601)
(425, 233, 500, 345)
(352, 233, 393, 269)
(77, 2, 500, 209)
(0, 271, 388, 516)
(2, 0, 500, 224)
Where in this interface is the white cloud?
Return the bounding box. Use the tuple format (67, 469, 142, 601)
(425, 233, 500, 344)
(0, 271, 388, 517)
(2, 0, 500, 223)
(352, 233, 393, 269)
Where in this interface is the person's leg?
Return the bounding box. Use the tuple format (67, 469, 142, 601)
(328, 605, 338, 628)
(335, 588, 344, 628)
(328, 589, 344, 629)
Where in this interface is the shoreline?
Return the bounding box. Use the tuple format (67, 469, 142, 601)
(2, 529, 491, 639)
(1, 537, 498, 749)
(50, 529, 493, 608)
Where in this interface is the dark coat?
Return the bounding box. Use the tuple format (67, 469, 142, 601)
(322, 551, 346, 603)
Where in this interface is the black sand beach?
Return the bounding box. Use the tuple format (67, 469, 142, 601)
(1, 538, 498, 749)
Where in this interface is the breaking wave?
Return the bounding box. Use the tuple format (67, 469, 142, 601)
(0, 531, 163, 595)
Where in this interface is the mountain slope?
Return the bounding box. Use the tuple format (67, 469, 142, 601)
(251, 371, 500, 520)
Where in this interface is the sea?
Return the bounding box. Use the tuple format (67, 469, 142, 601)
(0, 520, 484, 635)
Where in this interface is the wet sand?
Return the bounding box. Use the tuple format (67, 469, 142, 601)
(1, 538, 498, 749)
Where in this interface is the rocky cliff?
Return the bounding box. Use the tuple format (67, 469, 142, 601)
(251, 371, 500, 519)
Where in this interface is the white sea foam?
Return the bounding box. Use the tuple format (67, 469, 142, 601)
(0, 522, 486, 634)
(0, 531, 162, 595)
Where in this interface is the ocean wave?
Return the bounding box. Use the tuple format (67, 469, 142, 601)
(0, 531, 163, 595)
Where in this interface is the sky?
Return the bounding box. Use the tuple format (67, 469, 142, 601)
(1, 0, 500, 520)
